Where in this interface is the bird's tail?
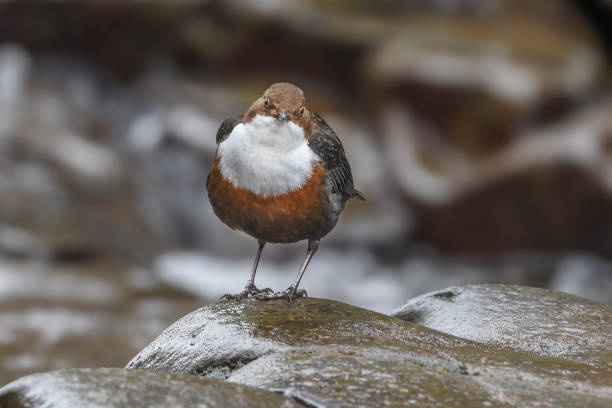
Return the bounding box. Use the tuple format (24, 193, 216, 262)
(351, 189, 366, 201)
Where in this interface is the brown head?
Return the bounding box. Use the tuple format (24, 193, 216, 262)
(243, 82, 312, 136)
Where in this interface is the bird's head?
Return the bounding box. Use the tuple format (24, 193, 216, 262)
(243, 83, 311, 135)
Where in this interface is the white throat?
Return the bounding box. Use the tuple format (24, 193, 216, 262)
(217, 114, 317, 196)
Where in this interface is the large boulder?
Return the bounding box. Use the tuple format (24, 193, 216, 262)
(127, 297, 612, 407)
(392, 284, 612, 369)
(0, 368, 300, 408)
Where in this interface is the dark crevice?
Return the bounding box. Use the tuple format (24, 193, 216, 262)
(569, 0, 612, 59)
(194, 357, 322, 407)
(194, 355, 261, 380)
(289, 396, 321, 408)
(271, 390, 322, 408)
(394, 309, 425, 323)
(433, 290, 460, 301)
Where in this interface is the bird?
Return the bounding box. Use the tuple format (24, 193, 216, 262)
(207, 82, 364, 300)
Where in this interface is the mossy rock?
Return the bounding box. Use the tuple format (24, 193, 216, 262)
(393, 284, 612, 369)
(127, 297, 612, 407)
(0, 368, 301, 408)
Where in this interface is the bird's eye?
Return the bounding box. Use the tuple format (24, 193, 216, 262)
(264, 96, 270, 105)
(299, 106, 305, 115)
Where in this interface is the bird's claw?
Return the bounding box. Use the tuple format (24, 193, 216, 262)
(220, 283, 274, 301)
(254, 285, 307, 301)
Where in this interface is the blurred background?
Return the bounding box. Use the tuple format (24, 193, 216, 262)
(1, 0, 611, 385)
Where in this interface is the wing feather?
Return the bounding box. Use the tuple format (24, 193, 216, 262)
(308, 112, 364, 200)
(216, 117, 240, 144)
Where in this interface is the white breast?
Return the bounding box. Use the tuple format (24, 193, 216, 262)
(217, 114, 318, 196)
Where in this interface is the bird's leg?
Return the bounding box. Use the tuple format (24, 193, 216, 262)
(221, 241, 272, 300)
(286, 239, 319, 300)
(243, 240, 271, 294)
(255, 240, 319, 301)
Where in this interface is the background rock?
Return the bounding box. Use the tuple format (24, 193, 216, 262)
(392, 284, 612, 369)
(0, 258, 200, 386)
(0, 1, 610, 258)
(0, 368, 301, 408)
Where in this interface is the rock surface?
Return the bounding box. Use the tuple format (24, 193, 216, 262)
(0, 368, 300, 408)
(127, 297, 612, 407)
(392, 284, 612, 369)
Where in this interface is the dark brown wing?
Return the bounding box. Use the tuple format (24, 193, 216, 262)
(216, 117, 240, 144)
(308, 112, 364, 200)
(208, 117, 240, 188)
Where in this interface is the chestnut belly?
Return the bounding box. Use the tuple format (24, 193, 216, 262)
(207, 161, 333, 243)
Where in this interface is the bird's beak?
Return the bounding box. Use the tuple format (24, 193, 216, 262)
(276, 111, 288, 123)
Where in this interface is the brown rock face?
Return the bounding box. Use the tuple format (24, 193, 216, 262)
(418, 165, 612, 254)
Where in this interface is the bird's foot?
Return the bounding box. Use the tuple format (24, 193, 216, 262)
(254, 285, 307, 302)
(220, 283, 273, 301)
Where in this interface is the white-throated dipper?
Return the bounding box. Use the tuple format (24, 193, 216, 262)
(207, 82, 364, 300)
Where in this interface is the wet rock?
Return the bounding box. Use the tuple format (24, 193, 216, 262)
(393, 284, 612, 369)
(0, 44, 30, 140)
(364, 0, 604, 160)
(0, 78, 163, 261)
(382, 101, 612, 255)
(358, 0, 611, 256)
(0, 225, 50, 258)
(367, 15, 602, 108)
(127, 297, 612, 407)
(0, 368, 300, 408)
